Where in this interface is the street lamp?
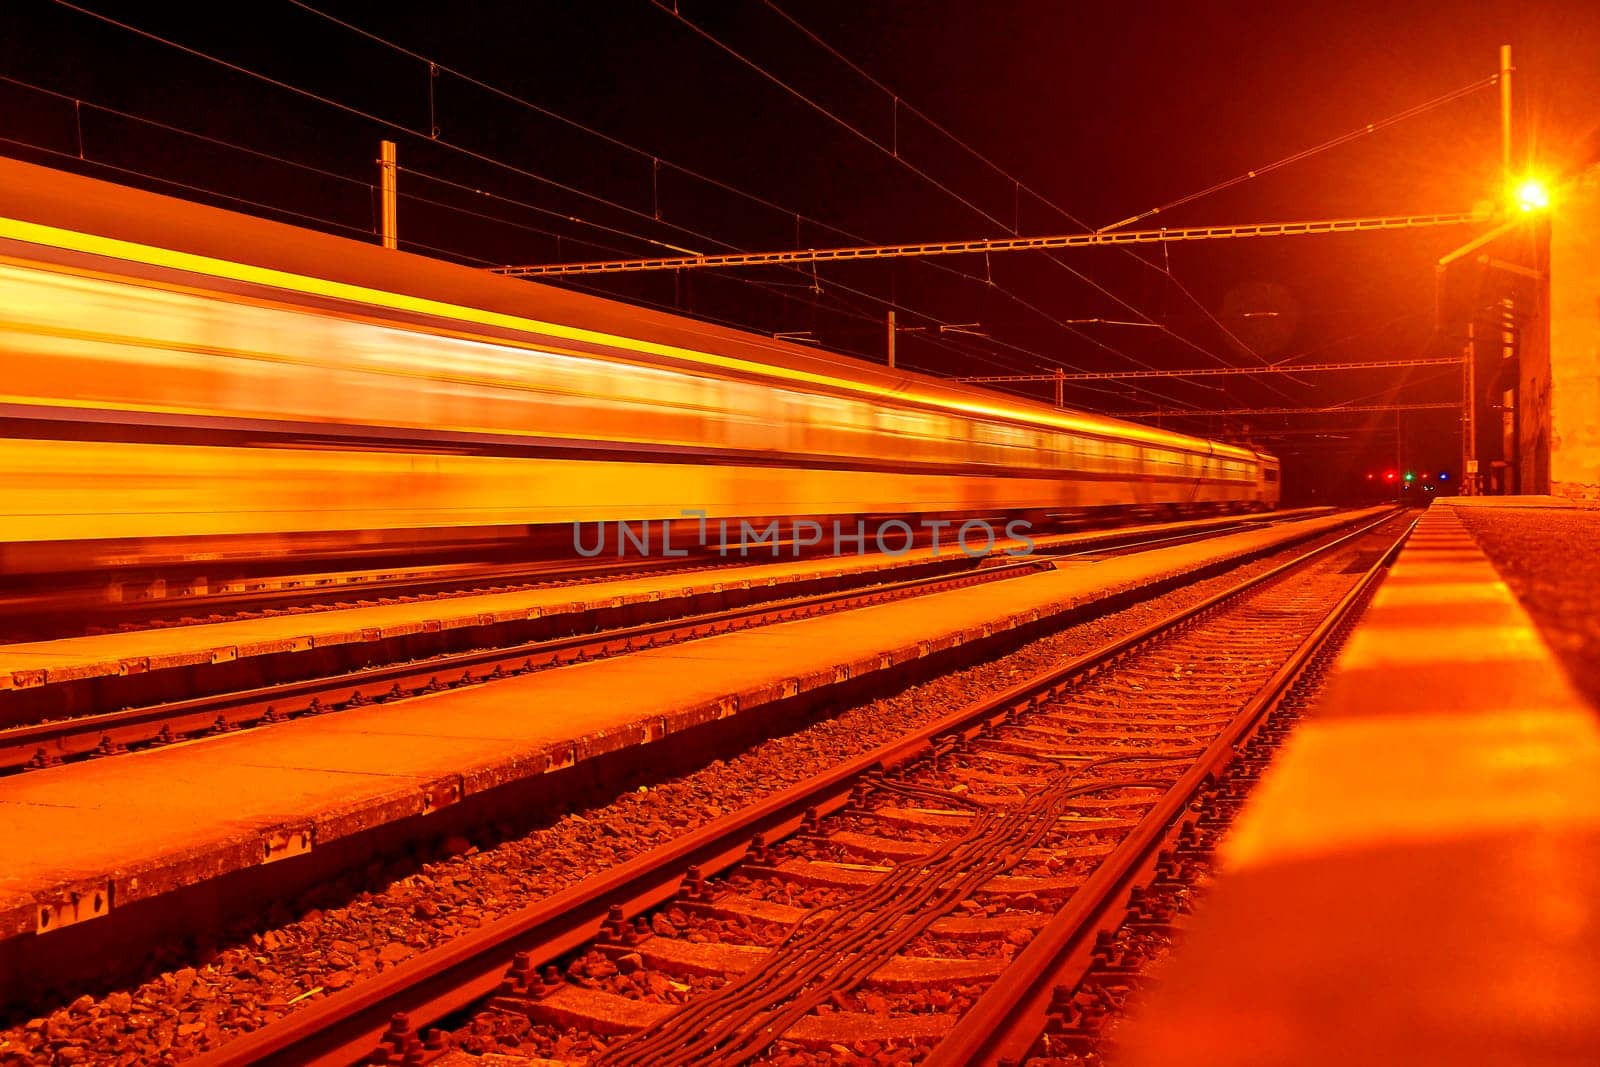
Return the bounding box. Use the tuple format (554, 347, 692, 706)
(1516, 177, 1550, 213)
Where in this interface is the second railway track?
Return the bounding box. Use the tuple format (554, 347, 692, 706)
(0, 517, 1290, 777)
(5, 515, 1282, 642)
(189, 509, 1411, 1067)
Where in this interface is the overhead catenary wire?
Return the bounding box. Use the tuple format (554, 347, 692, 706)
(285, 0, 909, 238)
(1328, 364, 1464, 409)
(271, 1, 1214, 408)
(0, 64, 815, 326)
(1098, 74, 1500, 232)
(406, 169, 1087, 385)
(0, 76, 1019, 378)
(0, 131, 485, 268)
(280, 0, 1202, 406)
(647, 0, 1013, 244)
(645, 1, 1338, 410)
(40, 0, 1209, 409)
(0, 131, 376, 239)
(755, 0, 1304, 384)
(394, 165, 1088, 384)
(749, 2, 1499, 408)
(399, 183, 624, 255)
(0, 75, 1174, 406)
(646, 0, 1249, 383)
(0, 70, 684, 280)
(0, 70, 371, 192)
(48, 0, 1470, 421)
(1270, 310, 1425, 367)
(1126, 363, 1464, 439)
(393, 168, 955, 361)
(762, 0, 1084, 231)
(395, 163, 714, 259)
(50, 0, 734, 259)
(40, 1, 1086, 387)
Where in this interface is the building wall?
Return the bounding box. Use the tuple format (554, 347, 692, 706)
(1518, 221, 1551, 495)
(1548, 164, 1600, 501)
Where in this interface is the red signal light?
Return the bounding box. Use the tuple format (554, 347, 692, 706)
(1384, 470, 1397, 482)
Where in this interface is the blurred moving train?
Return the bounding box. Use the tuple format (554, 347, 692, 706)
(0, 156, 1278, 582)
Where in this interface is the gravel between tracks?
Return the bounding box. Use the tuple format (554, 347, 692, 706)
(0, 537, 1344, 1066)
(1454, 502, 1600, 709)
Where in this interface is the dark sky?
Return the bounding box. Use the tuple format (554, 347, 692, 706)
(3, 0, 1597, 499)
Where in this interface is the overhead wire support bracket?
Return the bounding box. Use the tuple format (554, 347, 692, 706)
(495, 210, 1490, 277)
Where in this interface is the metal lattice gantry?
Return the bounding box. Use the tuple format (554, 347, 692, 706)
(956, 357, 1464, 383)
(493, 211, 1490, 277)
(1120, 401, 1462, 418)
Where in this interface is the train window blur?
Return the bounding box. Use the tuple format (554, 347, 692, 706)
(1, 245, 1279, 543)
(877, 410, 931, 436)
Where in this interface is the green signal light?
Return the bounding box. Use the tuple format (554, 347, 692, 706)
(1403, 471, 1415, 482)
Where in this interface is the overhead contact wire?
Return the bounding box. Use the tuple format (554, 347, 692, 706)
(284, 0, 1193, 402)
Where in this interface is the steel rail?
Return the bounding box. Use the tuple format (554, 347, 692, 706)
(3, 556, 1052, 773)
(9, 552, 745, 638)
(923, 512, 1416, 1066)
(9, 538, 863, 645)
(1, 516, 1269, 773)
(186, 509, 1399, 1067)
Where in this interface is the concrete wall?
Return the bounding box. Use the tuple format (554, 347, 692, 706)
(1548, 164, 1600, 501)
(1518, 222, 1551, 495)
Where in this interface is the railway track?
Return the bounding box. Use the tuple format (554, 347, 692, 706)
(185, 509, 1409, 1067)
(3, 556, 1046, 775)
(1027, 635, 1339, 1062)
(1, 518, 1275, 777)
(7, 516, 1275, 641)
(7, 552, 803, 643)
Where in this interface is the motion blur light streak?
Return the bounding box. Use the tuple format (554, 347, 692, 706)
(0, 213, 1201, 451)
(4, 1, 1594, 501)
(0, 156, 1280, 575)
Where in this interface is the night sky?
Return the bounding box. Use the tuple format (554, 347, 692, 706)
(3, 0, 1597, 501)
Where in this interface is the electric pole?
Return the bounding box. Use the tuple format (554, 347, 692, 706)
(379, 140, 398, 250)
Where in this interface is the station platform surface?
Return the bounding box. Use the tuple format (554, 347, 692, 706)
(0, 508, 1371, 941)
(1118, 496, 1600, 1066)
(0, 510, 1322, 695)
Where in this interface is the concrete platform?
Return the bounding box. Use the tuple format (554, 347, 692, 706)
(1117, 497, 1600, 1066)
(0, 508, 1372, 943)
(0, 510, 1319, 695)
